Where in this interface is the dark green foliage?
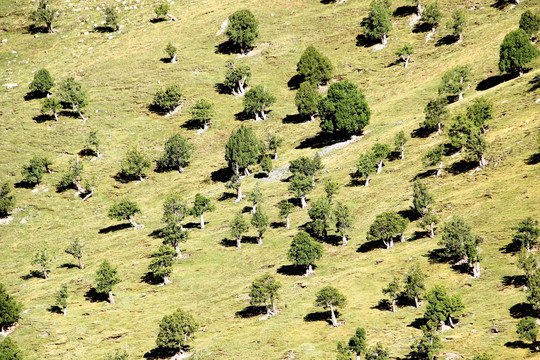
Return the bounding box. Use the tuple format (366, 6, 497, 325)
(498, 29, 539, 75)
(423, 285, 464, 330)
(251, 206, 269, 244)
(58, 77, 88, 116)
(278, 200, 294, 229)
(363, 0, 392, 44)
(156, 308, 199, 355)
(366, 212, 408, 249)
(225, 9, 259, 54)
(190, 99, 215, 129)
(447, 9, 467, 40)
(448, 113, 474, 149)
(40, 96, 62, 121)
(57, 158, 84, 192)
(517, 248, 538, 279)
(104, 350, 129, 360)
(95, 260, 120, 297)
(315, 286, 346, 320)
(154, 2, 170, 18)
(439, 216, 477, 262)
(30, 0, 56, 33)
(0, 337, 23, 360)
(365, 343, 389, 360)
(513, 217, 540, 251)
(420, 2, 443, 31)
(519, 10, 540, 37)
(296, 46, 334, 86)
(289, 154, 323, 178)
(249, 273, 281, 315)
(158, 133, 193, 172)
(260, 155, 272, 174)
(65, 239, 84, 269)
(395, 44, 413, 67)
(421, 212, 439, 238)
(230, 212, 249, 248)
(401, 264, 427, 307)
(324, 180, 339, 203)
(526, 270, 540, 314)
(438, 66, 471, 100)
(108, 199, 141, 226)
(165, 42, 177, 62)
(334, 202, 352, 246)
(224, 62, 251, 96)
(21, 156, 48, 186)
(29, 69, 54, 96)
(471, 353, 494, 360)
(31, 248, 52, 279)
(120, 147, 151, 181)
(287, 231, 323, 275)
(394, 130, 408, 159)
(409, 327, 442, 360)
(412, 181, 433, 216)
(0, 284, 23, 334)
(248, 184, 262, 209)
(466, 97, 493, 133)
(464, 129, 487, 167)
(0, 180, 15, 218)
(149, 245, 177, 283)
(243, 85, 276, 121)
(319, 80, 371, 136)
(372, 143, 391, 172)
(104, 5, 119, 31)
(225, 125, 259, 175)
(85, 129, 101, 157)
(152, 84, 182, 114)
(288, 173, 314, 208)
(516, 317, 538, 350)
(191, 194, 214, 219)
(266, 134, 283, 160)
(355, 151, 377, 186)
(306, 197, 332, 240)
(382, 277, 401, 312)
(55, 284, 68, 314)
(295, 81, 320, 120)
(336, 341, 352, 360)
(348, 327, 367, 358)
(161, 195, 190, 243)
(421, 97, 448, 133)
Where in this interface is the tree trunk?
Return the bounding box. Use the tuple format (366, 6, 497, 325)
(78, 111, 87, 122)
(129, 218, 142, 229)
(166, 13, 177, 21)
(436, 122, 442, 135)
(236, 236, 242, 249)
(365, 175, 370, 187)
(274, 149, 278, 160)
(300, 196, 307, 208)
(138, 174, 145, 182)
(54, 111, 59, 122)
(200, 214, 205, 230)
(258, 234, 263, 245)
(1, 326, 5, 337)
(439, 320, 445, 331)
(404, 55, 409, 68)
(417, 1, 422, 16)
(63, 307, 67, 316)
(381, 33, 387, 45)
(519, 69, 523, 77)
(171, 54, 177, 64)
(251, 203, 257, 214)
(390, 238, 394, 248)
(286, 215, 290, 229)
(178, 165, 184, 173)
(310, 114, 315, 122)
(234, 162, 240, 176)
(78, 257, 84, 269)
(81, 187, 94, 201)
(272, 300, 277, 315)
(431, 26, 436, 33)
(261, 110, 267, 120)
(42, 267, 49, 279)
(391, 299, 396, 312)
(342, 234, 348, 247)
(109, 290, 115, 304)
(436, 162, 443, 177)
(236, 184, 243, 202)
(414, 296, 420, 308)
(175, 245, 182, 258)
(163, 275, 172, 285)
(377, 160, 383, 173)
(448, 316, 455, 328)
(472, 261, 480, 278)
(238, 77, 246, 96)
(458, 92, 463, 101)
(244, 167, 250, 176)
(383, 239, 390, 249)
(430, 223, 435, 238)
(514, 0, 519, 4)
(400, 233, 405, 242)
(479, 155, 486, 168)
(306, 264, 313, 276)
(458, 33, 463, 43)
(329, 304, 338, 327)
(400, 144, 405, 159)
(255, 112, 261, 122)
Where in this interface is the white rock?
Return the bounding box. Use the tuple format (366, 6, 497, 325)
(3, 83, 18, 89)
(2, 39, 7, 43)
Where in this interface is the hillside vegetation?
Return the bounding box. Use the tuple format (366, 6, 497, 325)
(0, 0, 539, 359)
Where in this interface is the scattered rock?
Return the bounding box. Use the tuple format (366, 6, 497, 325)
(409, 14, 420, 28)
(20, 217, 29, 224)
(443, 353, 464, 360)
(372, 44, 386, 52)
(1, 39, 7, 43)
(3, 83, 18, 89)
(0, 216, 14, 225)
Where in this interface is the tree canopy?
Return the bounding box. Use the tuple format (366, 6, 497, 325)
(296, 46, 334, 85)
(152, 84, 183, 114)
(30, 0, 56, 33)
(519, 10, 540, 37)
(157, 133, 193, 173)
(156, 308, 199, 356)
(287, 231, 323, 276)
(243, 85, 276, 121)
(438, 65, 471, 101)
(0, 283, 23, 335)
(363, 0, 392, 45)
(0, 180, 15, 218)
(498, 29, 539, 76)
(58, 77, 88, 119)
(95, 260, 121, 303)
(295, 81, 320, 121)
(29, 69, 54, 96)
(249, 273, 281, 316)
(366, 212, 408, 249)
(225, 9, 259, 54)
(423, 285, 464, 329)
(315, 286, 346, 327)
(0, 337, 23, 360)
(225, 125, 259, 175)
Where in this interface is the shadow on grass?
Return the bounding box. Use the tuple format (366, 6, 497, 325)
(412, 22, 432, 33)
(270, 221, 285, 229)
(59, 110, 80, 119)
(408, 317, 427, 329)
(304, 310, 336, 325)
(529, 74, 540, 92)
(447, 159, 477, 175)
(143, 347, 178, 360)
(413, 169, 437, 180)
(84, 288, 107, 303)
(215, 40, 238, 55)
(501, 275, 526, 288)
(509, 302, 535, 319)
(32, 114, 55, 123)
(504, 340, 531, 350)
(235, 305, 266, 318)
(242, 205, 252, 214)
(410, 126, 433, 139)
(425, 248, 447, 264)
(499, 240, 521, 254)
(112, 171, 139, 184)
(355, 33, 378, 48)
(14, 180, 36, 189)
(214, 82, 230, 95)
(287, 74, 303, 90)
(398, 208, 420, 222)
(24, 91, 46, 101)
(20, 270, 45, 280)
(525, 153, 540, 165)
(393, 5, 416, 17)
(140, 271, 161, 285)
(435, 35, 457, 47)
(220, 238, 237, 248)
(99, 223, 131, 234)
(282, 113, 306, 124)
(78, 148, 96, 158)
(322, 234, 343, 246)
(346, 177, 365, 187)
(296, 131, 348, 149)
(211, 167, 231, 183)
(25, 25, 48, 34)
(491, 0, 514, 10)
(58, 263, 79, 269)
(149, 18, 167, 24)
(371, 299, 391, 312)
(277, 264, 306, 276)
(183, 222, 200, 229)
(476, 73, 514, 91)
(356, 239, 382, 253)
(218, 191, 236, 201)
(180, 118, 201, 131)
(409, 230, 430, 241)
(94, 26, 116, 33)
(47, 305, 63, 315)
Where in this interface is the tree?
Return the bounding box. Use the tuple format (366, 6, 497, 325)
(247, 184, 262, 215)
(0, 283, 23, 336)
(278, 200, 294, 229)
(289, 173, 314, 209)
(365, 343, 389, 360)
(21, 156, 47, 186)
(526, 269, 540, 316)
(517, 248, 538, 280)
(319, 80, 371, 136)
(394, 131, 408, 160)
(152, 84, 182, 115)
(296, 46, 334, 86)
(422, 97, 448, 135)
(287, 231, 323, 276)
(336, 341, 352, 360)
(165, 42, 178, 64)
(466, 97, 493, 134)
(41, 96, 62, 121)
(395, 44, 413, 68)
(294, 81, 320, 123)
(95, 260, 120, 304)
(519, 10, 540, 38)
(420, 2, 443, 32)
(289, 154, 323, 184)
(266, 134, 283, 160)
(348, 328, 367, 360)
(154, 2, 170, 20)
(382, 277, 401, 312)
(224, 62, 251, 96)
(225, 9, 259, 55)
(447, 9, 467, 43)
(58, 77, 88, 120)
(190, 99, 214, 130)
(149, 245, 177, 285)
(0, 180, 15, 218)
(230, 212, 249, 249)
(158, 133, 193, 173)
(55, 284, 68, 316)
(464, 129, 487, 168)
(161, 194, 189, 255)
(438, 65, 471, 101)
(334, 202, 352, 246)
(324, 180, 340, 203)
(104, 351, 129, 360)
(307, 197, 332, 241)
(29, 69, 54, 97)
(56, 158, 87, 194)
(249, 274, 281, 316)
(421, 212, 439, 239)
(355, 152, 377, 187)
(84, 129, 101, 158)
(498, 29, 539, 77)
(31, 248, 52, 279)
(120, 147, 151, 181)
(226, 174, 243, 202)
(372, 143, 391, 174)
(412, 181, 433, 217)
(513, 217, 540, 252)
(243, 85, 276, 121)
(260, 155, 272, 175)
(315, 286, 346, 327)
(225, 125, 259, 176)
(190, 193, 214, 230)
(251, 206, 269, 245)
(447, 113, 474, 150)
(402, 264, 427, 308)
(104, 5, 119, 31)
(65, 239, 84, 269)
(108, 200, 142, 229)
(409, 327, 442, 360)
(367, 212, 408, 249)
(156, 309, 198, 356)
(363, 0, 392, 45)
(30, 0, 56, 33)
(0, 337, 23, 360)
(410, 0, 423, 16)
(516, 317, 538, 351)
(439, 216, 476, 262)
(422, 145, 444, 177)
(423, 284, 464, 329)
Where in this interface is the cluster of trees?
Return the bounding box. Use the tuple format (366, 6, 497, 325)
(381, 264, 427, 312)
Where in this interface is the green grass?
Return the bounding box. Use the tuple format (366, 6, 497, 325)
(0, 0, 539, 359)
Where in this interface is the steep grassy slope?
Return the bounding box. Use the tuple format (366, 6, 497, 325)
(0, 0, 539, 359)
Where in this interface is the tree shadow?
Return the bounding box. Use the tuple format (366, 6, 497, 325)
(357, 239, 382, 253)
(282, 114, 306, 124)
(371, 299, 391, 312)
(47, 305, 64, 315)
(235, 305, 266, 318)
(499, 240, 521, 254)
(356, 33, 378, 48)
(211, 167, 231, 183)
(220, 238, 237, 248)
(412, 22, 432, 33)
(296, 131, 346, 149)
(529, 74, 540, 92)
(183, 222, 200, 229)
(435, 35, 457, 47)
(33, 114, 55, 123)
(398, 209, 420, 222)
(509, 302, 535, 319)
(215, 40, 237, 55)
(501, 275, 526, 288)
(59, 110, 80, 119)
(26, 25, 48, 34)
(242, 236, 260, 245)
(159, 57, 173, 64)
(304, 310, 337, 325)
(180, 118, 201, 131)
(346, 177, 365, 187)
(491, 0, 514, 10)
(140, 271, 161, 285)
(78, 148, 96, 158)
(525, 153, 540, 165)
(476, 73, 514, 91)
(20, 270, 45, 280)
(393, 5, 416, 17)
(287, 74, 303, 90)
(447, 159, 477, 175)
(410, 126, 433, 139)
(425, 248, 447, 264)
(95, 26, 116, 33)
(112, 171, 139, 184)
(270, 221, 285, 229)
(218, 191, 236, 201)
(241, 206, 252, 214)
(254, 172, 269, 179)
(322, 234, 343, 246)
(277, 264, 306, 276)
(214, 83, 230, 95)
(504, 340, 531, 350)
(408, 317, 427, 329)
(148, 103, 168, 116)
(234, 110, 254, 121)
(14, 180, 36, 189)
(58, 263, 79, 269)
(84, 288, 107, 303)
(409, 230, 430, 241)
(98, 223, 131, 234)
(149, 18, 167, 24)
(24, 91, 46, 101)
(143, 347, 177, 360)
(413, 169, 437, 180)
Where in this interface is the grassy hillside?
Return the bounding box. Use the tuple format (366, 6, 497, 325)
(0, 0, 539, 359)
